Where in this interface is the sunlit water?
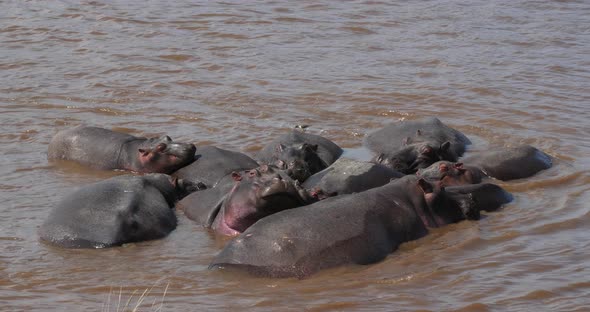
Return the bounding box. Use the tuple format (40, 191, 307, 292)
(1, 1, 589, 311)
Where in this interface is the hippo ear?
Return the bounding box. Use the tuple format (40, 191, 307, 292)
(376, 153, 386, 163)
(275, 144, 286, 153)
(417, 178, 434, 194)
(231, 171, 242, 181)
(440, 141, 451, 152)
(403, 137, 411, 145)
(155, 143, 167, 152)
(416, 129, 422, 136)
(169, 176, 178, 187)
(138, 148, 150, 157)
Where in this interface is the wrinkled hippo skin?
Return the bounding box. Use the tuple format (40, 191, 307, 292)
(39, 174, 200, 248)
(178, 165, 314, 236)
(48, 126, 196, 174)
(364, 117, 471, 174)
(302, 158, 404, 199)
(210, 176, 511, 278)
(418, 145, 552, 184)
(255, 130, 343, 182)
(461, 145, 552, 181)
(172, 145, 259, 188)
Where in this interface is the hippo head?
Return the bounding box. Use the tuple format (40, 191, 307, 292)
(417, 161, 483, 186)
(137, 135, 197, 174)
(375, 142, 455, 174)
(415, 178, 481, 228)
(213, 165, 312, 236)
(273, 143, 328, 182)
(143, 173, 207, 206)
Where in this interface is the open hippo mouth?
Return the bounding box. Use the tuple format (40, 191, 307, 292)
(216, 172, 307, 236)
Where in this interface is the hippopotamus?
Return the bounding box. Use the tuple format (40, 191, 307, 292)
(48, 126, 196, 174)
(39, 174, 201, 248)
(364, 117, 471, 174)
(302, 158, 404, 200)
(255, 130, 343, 182)
(417, 145, 552, 184)
(177, 165, 314, 236)
(172, 145, 259, 188)
(210, 175, 512, 278)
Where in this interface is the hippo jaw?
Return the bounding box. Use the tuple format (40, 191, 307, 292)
(417, 161, 483, 186)
(415, 178, 479, 228)
(214, 166, 309, 236)
(136, 136, 196, 173)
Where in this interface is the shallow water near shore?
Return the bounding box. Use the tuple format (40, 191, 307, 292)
(2, 1, 589, 311)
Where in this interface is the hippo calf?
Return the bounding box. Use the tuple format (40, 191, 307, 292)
(48, 126, 196, 174)
(256, 130, 343, 182)
(39, 174, 201, 248)
(178, 165, 314, 236)
(210, 175, 512, 278)
(417, 145, 552, 185)
(364, 117, 471, 174)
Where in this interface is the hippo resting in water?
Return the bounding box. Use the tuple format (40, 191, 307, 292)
(39, 174, 201, 248)
(177, 165, 315, 236)
(48, 126, 196, 174)
(172, 145, 259, 188)
(364, 117, 471, 174)
(255, 130, 343, 182)
(210, 175, 512, 278)
(302, 158, 404, 200)
(417, 145, 553, 185)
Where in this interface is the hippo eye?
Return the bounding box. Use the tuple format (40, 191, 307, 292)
(156, 143, 167, 152)
(277, 160, 287, 169)
(165, 136, 172, 141)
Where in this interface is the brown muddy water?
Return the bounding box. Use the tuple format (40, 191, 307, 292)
(1, 1, 589, 311)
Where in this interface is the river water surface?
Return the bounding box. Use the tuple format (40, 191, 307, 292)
(2, 1, 589, 311)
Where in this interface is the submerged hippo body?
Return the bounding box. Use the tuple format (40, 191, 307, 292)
(178, 165, 314, 236)
(461, 145, 552, 181)
(210, 176, 511, 278)
(172, 145, 259, 188)
(302, 158, 404, 199)
(48, 126, 196, 174)
(418, 145, 552, 184)
(39, 174, 199, 248)
(364, 118, 471, 174)
(256, 130, 343, 182)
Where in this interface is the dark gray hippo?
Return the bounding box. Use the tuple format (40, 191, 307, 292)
(255, 130, 343, 182)
(364, 117, 471, 174)
(177, 165, 314, 236)
(39, 174, 201, 248)
(172, 145, 259, 188)
(302, 158, 404, 200)
(48, 126, 196, 174)
(210, 175, 512, 278)
(417, 145, 552, 184)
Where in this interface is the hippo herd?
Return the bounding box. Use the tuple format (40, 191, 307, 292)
(40, 117, 552, 278)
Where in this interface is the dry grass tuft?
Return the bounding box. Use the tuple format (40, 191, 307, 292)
(102, 282, 170, 312)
